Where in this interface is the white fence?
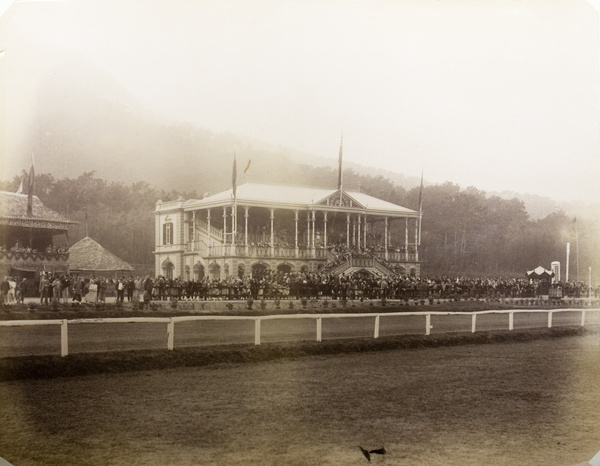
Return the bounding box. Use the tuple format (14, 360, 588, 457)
(1, 308, 599, 357)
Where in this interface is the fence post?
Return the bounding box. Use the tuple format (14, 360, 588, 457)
(471, 313, 477, 333)
(581, 310, 586, 327)
(167, 319, 174, 350)
(255, 318, 261, 345)
(316, 317, 322, 342)
(547, 311, 553, 328)
(509, 312, 514, 331)
(61, 320, 69, 357)
(374, 315, 380, 339)
(425, 314, 431, 335)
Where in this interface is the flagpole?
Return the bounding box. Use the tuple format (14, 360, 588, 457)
(338, 132, 343, 204)
(418, 169, 423, 246)
(566, 242, 570, 282)
(232, 151, 237, 248)
(589, 266, 592, 305)
(575, 218, 579, 282)
(27, 151, 35, 216)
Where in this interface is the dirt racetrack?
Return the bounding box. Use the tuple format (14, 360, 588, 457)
(1, 329, 599, 466)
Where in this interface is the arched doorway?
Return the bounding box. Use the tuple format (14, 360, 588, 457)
(277, 263, 292, 274)
(194, 263, 205, 280)
(162, 260, 174, 279)
(393, 265, 406, 275)
(251, 262, 268, 279)
(238, 263, 245, 278)
(208, 262, 221, 281)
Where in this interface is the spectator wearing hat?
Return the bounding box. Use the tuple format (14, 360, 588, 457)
(39, 274, 51, 305)
(1, 277, 9, 304)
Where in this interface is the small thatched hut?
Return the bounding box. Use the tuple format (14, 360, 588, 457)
(68, 236, 133, 278)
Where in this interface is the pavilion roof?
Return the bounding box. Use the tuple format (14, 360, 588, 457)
(181, 183, 417, 215)
(68, 236, 134, 272)
(346, 191, 415, 213)
(0, 191, 75, 230)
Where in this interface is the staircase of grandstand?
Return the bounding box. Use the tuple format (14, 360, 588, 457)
(195, 219, 224, 241)
(326, 254, 397, 276)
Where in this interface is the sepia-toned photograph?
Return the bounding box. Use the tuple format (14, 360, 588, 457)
(1, 0, 599, 465)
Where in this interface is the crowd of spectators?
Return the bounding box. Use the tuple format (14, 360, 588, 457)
(5, 269, 597, 307)
(122, 272, 596, 302)
(0, 241, 68, 255)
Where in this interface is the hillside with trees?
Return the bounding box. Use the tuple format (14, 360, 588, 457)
(1, 170, 597, 280)
(3, 38, 597, 279)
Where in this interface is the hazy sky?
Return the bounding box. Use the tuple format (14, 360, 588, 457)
(1, 0, 599, 201)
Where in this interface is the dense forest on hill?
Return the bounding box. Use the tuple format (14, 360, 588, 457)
(2, 171, 598, 280)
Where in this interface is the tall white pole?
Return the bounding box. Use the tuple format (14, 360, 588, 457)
(589, 266, 593, 305)
(575, 219, 579, 281)
(566, 242, 571, 282)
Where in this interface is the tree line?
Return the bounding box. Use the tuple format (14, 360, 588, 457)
(2, 170, 597, 280)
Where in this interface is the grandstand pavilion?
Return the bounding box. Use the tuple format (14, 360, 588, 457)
(0, 191, 75, 280)
(154, 183, 421, 280)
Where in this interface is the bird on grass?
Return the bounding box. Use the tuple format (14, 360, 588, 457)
(369, 447, 386, 455)
(359, 446, 387, 462)
(358, 446, 371, 463)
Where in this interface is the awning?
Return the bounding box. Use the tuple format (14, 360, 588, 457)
(526, 266, 554, 279)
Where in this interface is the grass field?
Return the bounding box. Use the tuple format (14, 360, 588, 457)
(1, 329, 599, 465)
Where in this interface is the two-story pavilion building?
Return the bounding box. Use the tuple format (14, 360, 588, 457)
(154, 183, 421, 280)
(0, 191, 75, 280)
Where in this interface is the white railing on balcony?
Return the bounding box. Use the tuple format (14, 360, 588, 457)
(204, 245, 327, 259)
(374, 251, 417, 262)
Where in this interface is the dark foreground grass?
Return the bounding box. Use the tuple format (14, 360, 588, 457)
(0, 327, 595, 381)
(1, 329, 599, 466)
